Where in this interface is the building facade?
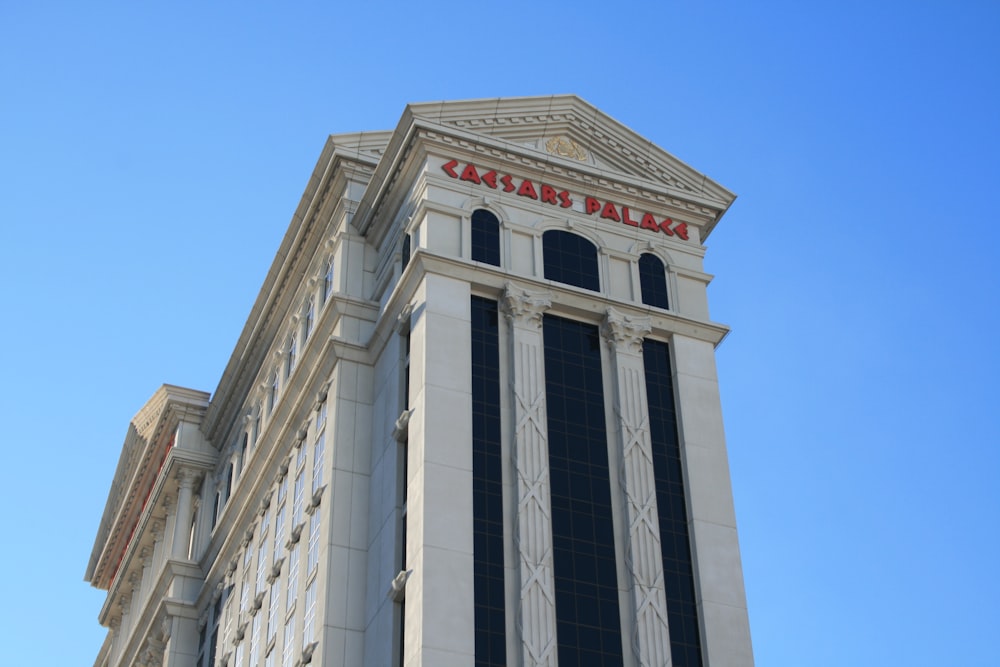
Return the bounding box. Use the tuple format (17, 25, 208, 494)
(85, 96, 754, 667)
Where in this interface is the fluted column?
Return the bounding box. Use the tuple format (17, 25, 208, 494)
(171, 469, 197, 560)
(501, 282, 557, 667)
(602, 307, 672, 667)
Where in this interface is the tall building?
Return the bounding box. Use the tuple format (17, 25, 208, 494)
(85, 96, 753, 667)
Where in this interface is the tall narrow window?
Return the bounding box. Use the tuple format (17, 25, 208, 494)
(543, 230, 600, 292)
(286, 335, 297, 379)
(643, 339, 702, 667)
(248, 612, 261, 666)
(302, 298, 315, 342)
(638, 253, 669, 309)
(471, 209, 501, 266)
(287, 544, 300, 609)
(303, 578, 317, 645)
(543, 315, 623, 665)
(282, 615, 296, 667)
(267, 373, 278, 415)
(322, 256, 334, 303)
(471, 296, 505, 666)
(401, 233, 411, 269)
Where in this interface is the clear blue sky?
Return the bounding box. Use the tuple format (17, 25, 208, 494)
(1, 1, 997, 664)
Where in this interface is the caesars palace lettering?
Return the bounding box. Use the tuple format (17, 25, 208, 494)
(441, 159, 690, 240)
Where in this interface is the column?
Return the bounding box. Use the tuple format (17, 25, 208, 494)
(171, 469, 197, 560)
(602, 308, 672, 667)
(501, 282, 558, 667)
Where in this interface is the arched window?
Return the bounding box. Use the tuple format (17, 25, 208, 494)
(471, 209, 500, 266)
(638, 253, 669, 309)
(542, 230, 600, 292)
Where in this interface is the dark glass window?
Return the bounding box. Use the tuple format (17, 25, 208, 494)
(639, 253, 669, 309)
(543, 315, 623, 666)
(643, 339, 703, 667)
(471, 296, 506, 666)
(472, 209, 501, 266)
(543, 230, 600, 292)
(401, 233, 411, 269)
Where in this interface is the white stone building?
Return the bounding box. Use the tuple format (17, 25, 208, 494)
(85, 95, 754, 667)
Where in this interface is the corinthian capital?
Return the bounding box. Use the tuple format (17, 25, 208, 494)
(501, 282, 551, 329)
(602, 307, 652, 355)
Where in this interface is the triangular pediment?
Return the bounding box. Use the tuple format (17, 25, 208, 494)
(403, 95, 734, 209)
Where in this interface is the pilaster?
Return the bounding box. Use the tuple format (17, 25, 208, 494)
(501, 282, 558, 667)
(404, 273, 474, 666)
(602, 307, 672, 667)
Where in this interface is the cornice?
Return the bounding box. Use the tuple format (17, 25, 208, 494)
(87, 386, 210, 589)
(203, 142, 378, 444)
(354, 95, 735, 246)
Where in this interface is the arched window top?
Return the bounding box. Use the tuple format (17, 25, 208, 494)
(543, 230, 600, 292)
(638, 253, 669, 309)
(471, 209, 500, 266)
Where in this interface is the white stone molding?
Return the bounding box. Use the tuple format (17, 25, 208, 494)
(258, 491, 272, 515)
(501, 281, 558, 667)
(395, 302, 414, 334)
(295, 424, 309, 446)
(159, 615, 172, 642)
(139, 637, 164, 667)
(602, 307, 672, 666)
(306, 485, 326, 513)
(392, 409, 412, 442)
(299, 641, 319, 665)
(501, 281, 551, 330)
(602, 307, 652, 355)
(234, 619, 247, 641)
(286, 522, 305, 548)
(314, 380, 331, 408)
(388, 568, 412, 603)
(267, 558, 284, 584)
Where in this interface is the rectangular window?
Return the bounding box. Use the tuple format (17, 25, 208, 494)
(307, 513, 321, 574)
(293, 472, 305, 527)
(287, 544, 300, 609)
(303, 579, 317, 646)
(303, 298, 315, 341)
(257, 540, 268, 594)
(274, 505, 286, 560)
(471, 296, 506, 667)
(267, 579, 281, 645)
(267, 374, 278, 414)
(240, 578, 250, 614)
(312, 432, 325, 493)
(543, 314, 623, 666)
(322, 257, 334, 303)
(282, 616, 296, 667)
(286, 335, 297, 379)
(249, 612, 262, 666)
(643, 339, 703, 667)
